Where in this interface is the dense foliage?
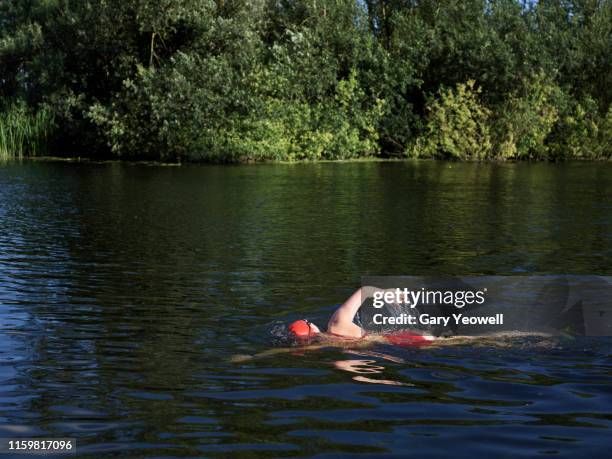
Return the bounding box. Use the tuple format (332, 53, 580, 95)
(0, 0, 610, 161)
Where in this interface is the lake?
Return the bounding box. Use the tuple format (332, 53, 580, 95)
(0, 160, 611, 458)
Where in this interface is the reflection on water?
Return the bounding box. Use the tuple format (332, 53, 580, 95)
(0, 161, 611, 458)
(335, 349, 411, 387)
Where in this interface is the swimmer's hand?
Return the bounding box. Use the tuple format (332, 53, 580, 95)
(229, 345, 327, 363)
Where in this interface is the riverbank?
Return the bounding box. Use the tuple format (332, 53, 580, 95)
(5, 155, 608, 167)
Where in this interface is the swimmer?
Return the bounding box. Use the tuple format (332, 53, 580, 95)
(231, 288, 433, 363)
(230, 288, 555, 364)
(288, 287, 435, 346)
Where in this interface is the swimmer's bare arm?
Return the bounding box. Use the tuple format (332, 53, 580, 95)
(327, 287, 368, 338)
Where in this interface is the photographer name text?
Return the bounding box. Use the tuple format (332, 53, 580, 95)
(373, 313, 504, 326)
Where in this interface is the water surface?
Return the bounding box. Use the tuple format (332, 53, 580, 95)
(0, 161, 611, 457)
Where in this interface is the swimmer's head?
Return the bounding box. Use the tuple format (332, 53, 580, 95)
(288, 319, 320, 339)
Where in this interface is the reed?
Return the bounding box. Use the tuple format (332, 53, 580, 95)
(0, 102, 53, 159)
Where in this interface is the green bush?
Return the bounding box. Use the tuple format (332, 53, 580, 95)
(410, 80, 492, 160)
(549, 96, 611, 159)
(211, 70, 384, 161)
(88, 44, 384, 162)
(491, 74, 559, 159)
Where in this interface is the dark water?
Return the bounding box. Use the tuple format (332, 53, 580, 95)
(0, 160, 611, 458)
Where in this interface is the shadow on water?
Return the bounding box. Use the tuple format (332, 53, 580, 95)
(0, 161, 611, 457)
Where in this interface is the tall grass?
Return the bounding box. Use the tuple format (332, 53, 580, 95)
(0, 102, 54, 159)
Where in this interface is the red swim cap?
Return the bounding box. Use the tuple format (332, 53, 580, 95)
(288, 320, 313, 338)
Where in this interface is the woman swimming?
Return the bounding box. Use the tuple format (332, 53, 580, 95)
(231, 288, 554, 364)
(288, 287, 435, 346)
